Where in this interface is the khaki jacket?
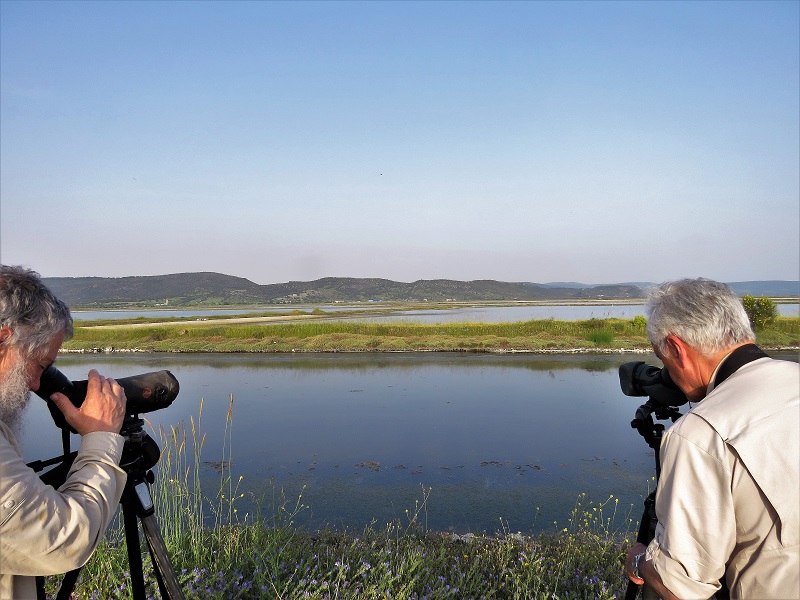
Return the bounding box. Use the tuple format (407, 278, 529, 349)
(0, 422, 126, 599)
(648, 357, 800, 599)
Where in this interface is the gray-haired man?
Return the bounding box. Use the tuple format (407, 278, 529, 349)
(0, 265, 128, 599)
(625, 278, 799, 599)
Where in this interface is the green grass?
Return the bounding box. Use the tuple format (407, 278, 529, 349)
(43, 402, 637, 599)
(586, 330, 615, 346)
(63, 316, 800, 354)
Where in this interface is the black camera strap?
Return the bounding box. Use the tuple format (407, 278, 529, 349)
(712, 344, 769, 389)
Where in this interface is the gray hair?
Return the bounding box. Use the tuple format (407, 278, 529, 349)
(645, 278, 754, 356)
(0, 265, 73, 357)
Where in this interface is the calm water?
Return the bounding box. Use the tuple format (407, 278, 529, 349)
(73, 303, 800, 323)
(71, 305, 364, 321)
(19, 352, 799, 534)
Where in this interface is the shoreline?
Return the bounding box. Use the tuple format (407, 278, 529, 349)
(60, 345, 800, 355)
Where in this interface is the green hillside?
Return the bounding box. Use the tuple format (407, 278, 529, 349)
(42, 273, 798, 308)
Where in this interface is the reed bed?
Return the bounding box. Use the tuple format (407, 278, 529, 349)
(43, 400, 637, 599)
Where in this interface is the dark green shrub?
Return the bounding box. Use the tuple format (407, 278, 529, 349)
(587, 330, 614, 345)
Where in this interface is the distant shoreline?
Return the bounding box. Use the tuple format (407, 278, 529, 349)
(60, 343, 800, 356)
(69, 296, 800, 314)
(59, 347, 800, 356)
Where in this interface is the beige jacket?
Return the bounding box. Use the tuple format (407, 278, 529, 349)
(647, 357, 800, 599)
(0, 421, 126, 600)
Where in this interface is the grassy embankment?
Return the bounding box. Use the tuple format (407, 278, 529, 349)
(65, 314, 800, 353)
(45, 399, 635, 599)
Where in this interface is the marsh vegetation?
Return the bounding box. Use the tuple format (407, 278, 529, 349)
(65, 315, 800, 353)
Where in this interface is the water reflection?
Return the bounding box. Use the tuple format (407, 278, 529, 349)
(72, 305, 364, 321)
(19, 352, 798, 534)
(73, 303, 800, 322)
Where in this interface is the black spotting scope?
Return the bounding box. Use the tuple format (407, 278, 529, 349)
(36, 365, 180, 432)
(618, 361, 688, 408)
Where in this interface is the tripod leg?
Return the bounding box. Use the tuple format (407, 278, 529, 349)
(123, 499, 148, 600)
(141, 512, 185, 600)
(55, 569, 81, 600)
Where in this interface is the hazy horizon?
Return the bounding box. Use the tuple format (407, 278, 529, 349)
(38, 270, 798, 288)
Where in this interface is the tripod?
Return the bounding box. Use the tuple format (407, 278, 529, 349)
(627, 402, 731, 600)
(626, 400, 681, 600)
(30, 415, 185, 600)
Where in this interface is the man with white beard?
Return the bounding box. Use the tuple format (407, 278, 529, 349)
(0, 265, 127, 599)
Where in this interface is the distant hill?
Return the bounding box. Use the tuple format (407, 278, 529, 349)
(543, 281, 800, 296)
(41, 273, 799, 309)
(44, 273, 266, 307)
(726, 281, 800, 297)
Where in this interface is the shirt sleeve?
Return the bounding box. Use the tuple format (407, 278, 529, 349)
(0, 430, 127, 576)
(646, 414, 736, 599)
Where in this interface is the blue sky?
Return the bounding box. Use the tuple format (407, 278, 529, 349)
(1, 0, 798, 285)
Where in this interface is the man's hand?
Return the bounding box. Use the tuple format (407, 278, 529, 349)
(626, 542, 681, 600)
(626, 542, 647, 585)
(50, 369, 127, 435)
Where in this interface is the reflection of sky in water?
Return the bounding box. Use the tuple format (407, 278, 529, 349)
(71, 305, 365, 320)
(20, 352, 798, 534)
(73, 303, 800, 323)
(355, 305, 649, 322)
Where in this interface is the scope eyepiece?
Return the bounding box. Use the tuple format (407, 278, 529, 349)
(36, 366, 180, 431)
(618, 361, 688, 407)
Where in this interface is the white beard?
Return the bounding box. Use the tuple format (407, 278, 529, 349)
(0, 356, 32, 438)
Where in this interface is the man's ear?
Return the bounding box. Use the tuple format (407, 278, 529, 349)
(665, 334, 690, 366)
